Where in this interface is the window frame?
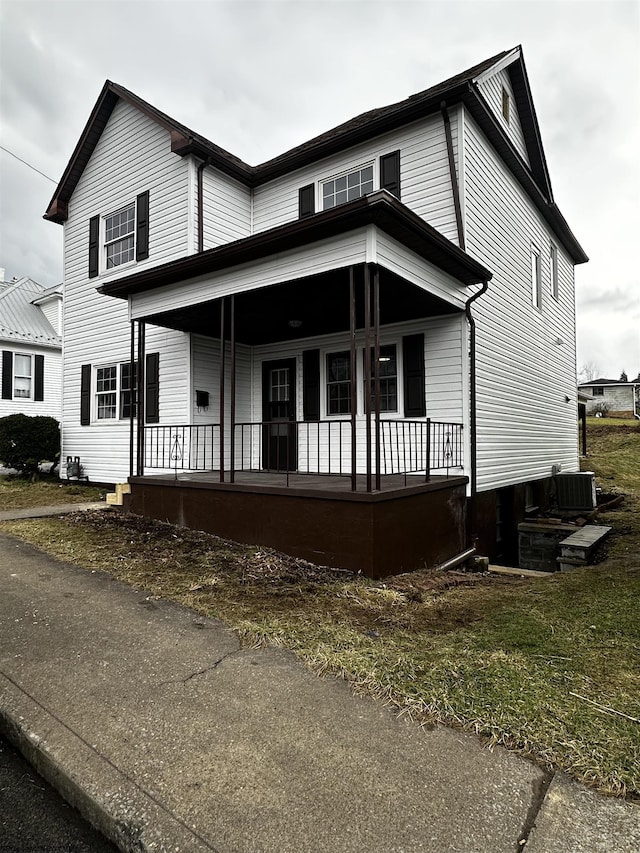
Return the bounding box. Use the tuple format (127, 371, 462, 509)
(13, 353, 33, 400)
(324, 341, 403, 418)
(103, 202, 136, 271)
(363, 344, 398, 413)
(325, 350, 352, 416)
(592, 386, 604, 397)
(93, 361, 137, 422)
(321, 162, 375, 211)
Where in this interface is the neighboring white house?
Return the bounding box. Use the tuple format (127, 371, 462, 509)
(44, 46, 587, 573)
(578, 376, 640, 418)
(0, 274, 63, 421)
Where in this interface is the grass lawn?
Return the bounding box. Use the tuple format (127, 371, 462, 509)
(1, 422, 638, 798)
(0, 476, 105, 510)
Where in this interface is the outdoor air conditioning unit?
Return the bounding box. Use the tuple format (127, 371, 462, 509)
(555, 472, 597, 512)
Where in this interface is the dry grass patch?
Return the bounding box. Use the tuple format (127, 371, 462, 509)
(0, 475, 104, 510)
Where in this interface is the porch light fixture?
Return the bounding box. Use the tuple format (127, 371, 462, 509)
(288, 319, 302, 329)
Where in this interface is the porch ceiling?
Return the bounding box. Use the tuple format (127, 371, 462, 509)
(145, 266, 459, 345)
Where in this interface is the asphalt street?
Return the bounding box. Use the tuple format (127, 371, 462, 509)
(0, 735, 118, 853)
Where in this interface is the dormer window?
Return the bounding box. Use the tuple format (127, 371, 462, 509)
(501, 86, 510, 123)
(322, 164, 374, 210)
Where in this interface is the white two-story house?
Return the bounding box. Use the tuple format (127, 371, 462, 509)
(44, 46, 587, 576)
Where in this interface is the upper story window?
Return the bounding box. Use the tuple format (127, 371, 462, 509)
(531, 246, 542, 310)
(298, 151, 400, 219)
(592, 386, 604, 396)
(88, 190, 149, 279)
(322, 164, 374, 210)
(550, 244, 559, 300)
(501, 86, 510, 123)
(105, 204, 135, 269)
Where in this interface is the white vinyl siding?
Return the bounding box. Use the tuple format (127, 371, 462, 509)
(199, 167, 252, 250)
(0, 342, 62, 421)
(252, 113, 461, 245)
(61, 99, 195, 482)
(462, 107, 578, 492)
(64, 100, 191, 292)
(475, 68, 530, 166)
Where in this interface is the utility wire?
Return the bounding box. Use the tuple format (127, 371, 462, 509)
(0, 145, 57, 184)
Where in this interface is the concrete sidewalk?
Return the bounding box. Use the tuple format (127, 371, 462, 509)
(0, 534, 638, 853)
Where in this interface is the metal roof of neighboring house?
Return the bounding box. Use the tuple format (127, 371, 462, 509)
(0, 277, 62, 347)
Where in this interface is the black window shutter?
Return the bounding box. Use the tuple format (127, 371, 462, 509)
(80, 364, 91, 425)
(302, 349, 320, 421)
(403, 334, 425, 418)
(380, 150, 401, 200)
(34, 355, 44, 401)
(136, 191, 150, 261)
(2, 350, 13, 400)
(298, 184, 315, 219)
(88, 216, 99, 278)
(145, 352, 159, 423)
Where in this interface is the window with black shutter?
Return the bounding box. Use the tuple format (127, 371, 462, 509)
(88, 191, 149, 276)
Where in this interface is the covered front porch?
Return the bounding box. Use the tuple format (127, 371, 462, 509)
(102, 193, 490, 575)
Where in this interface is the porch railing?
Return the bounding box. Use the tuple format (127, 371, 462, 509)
(142, 419, 463, 480)
(144, 423, 221, 471)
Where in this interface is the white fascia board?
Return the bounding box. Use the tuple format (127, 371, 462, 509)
(472, 47, 521, 85)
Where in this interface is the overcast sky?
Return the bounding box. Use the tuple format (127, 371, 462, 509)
(1, 0, 638, 379)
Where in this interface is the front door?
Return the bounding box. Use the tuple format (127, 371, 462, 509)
(262, 359, 297, 471)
